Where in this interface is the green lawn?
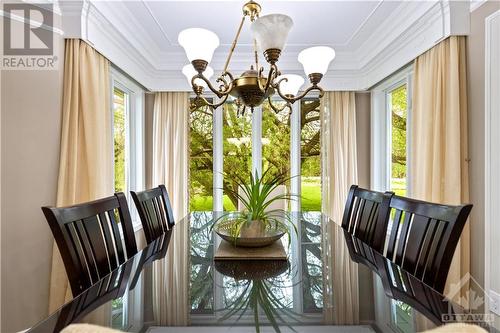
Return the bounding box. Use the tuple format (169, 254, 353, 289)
(301, 178, 321, 211)
(190, 177, 322, 212)
(190, 195, 236, 211)
(391, 178, 407, 196)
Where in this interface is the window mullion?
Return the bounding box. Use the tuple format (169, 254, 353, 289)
(213, 105, 223, 211)
(290, 102, 301, 211)
(252, 106, 262, 178)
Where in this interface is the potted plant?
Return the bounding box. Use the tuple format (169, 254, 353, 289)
(213, 168, 297, 247)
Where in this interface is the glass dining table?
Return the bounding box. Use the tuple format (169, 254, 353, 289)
(27, 212, 496, 333)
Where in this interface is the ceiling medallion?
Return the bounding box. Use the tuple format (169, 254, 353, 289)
(179, 0, 335, 115)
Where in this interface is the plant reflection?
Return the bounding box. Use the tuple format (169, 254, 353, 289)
(189, 212, 324, 331)
(301, 212, 323, 312)
(215, 260, 301, 333)
(190, 212, 215, 313)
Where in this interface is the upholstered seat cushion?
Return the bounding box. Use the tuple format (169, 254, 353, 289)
(61, 324, 124, 333)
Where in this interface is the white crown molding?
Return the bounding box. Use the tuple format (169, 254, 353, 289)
(60, 0, 470, 92)
(85, 2, 158, 89)
(470, 0, 488, 12)
(89, 1, 163, 66)
(354, 0, 470, 90)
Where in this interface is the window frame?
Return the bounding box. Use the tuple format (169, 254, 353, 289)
(110, 67, 145, 231)
(371, 65, 413, 194)
(189, 93, 313, 212)
(190, 98, 301, 212)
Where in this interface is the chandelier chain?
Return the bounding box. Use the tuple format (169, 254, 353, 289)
(223, 16, 246, 74)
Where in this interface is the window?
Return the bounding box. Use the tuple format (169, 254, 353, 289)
(388, 85, 408, 196)
(188, 96, 323, 213)
(110, 68, 145, 329)
(111, 68, 145, 227)
(300, 99, 321, 211)
(113, 87, 128, 193)
(223, 102, 252, 211)
(262, 100, 290, 180)
(371, 65, 412, 193)
(189, 101, 214, 211)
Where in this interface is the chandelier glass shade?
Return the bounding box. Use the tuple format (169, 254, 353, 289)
(298, 46, 336, 75)
(178, 28, 220, 63)
(251, 14, 293, 53)
(275, 74, 304, 96)
(179, 0, 335, 113)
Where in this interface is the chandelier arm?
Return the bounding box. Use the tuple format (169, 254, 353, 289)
(223, 16, 246, 74)
(191, 73, 232, 99)
(275, 83, 325, 104)
(211, 94, 230, 109)
(272, 76, 288, 88)
(189, 99, 199, 111)
(215, 71, 235, 93)
(257, 64, 278, 94)
(193, 94, 229, 110)
(267, 96, 289, 113)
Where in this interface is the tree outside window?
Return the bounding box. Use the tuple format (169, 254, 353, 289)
(113, 87, 127, 193)
(389, 85, 408, 196)
(189, 99, 322, 212)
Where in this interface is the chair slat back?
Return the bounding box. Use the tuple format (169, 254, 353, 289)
(341, 185, 393, 250)
(131, 185, 174, 243)
(384, 195, 472, 292)
(42, 193, 138, 296)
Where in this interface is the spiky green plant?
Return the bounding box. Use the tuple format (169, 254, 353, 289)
(213, 168, 298, 241)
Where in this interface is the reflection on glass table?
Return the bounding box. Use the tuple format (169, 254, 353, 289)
(25, 212, 498, 333)
(190, 212, 324, 331)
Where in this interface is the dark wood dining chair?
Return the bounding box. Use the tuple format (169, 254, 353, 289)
(130, 184, 175, 244)
(341, 185, 394, 250)
(384, 195, 472, 293)
(42, 193, 138, 296)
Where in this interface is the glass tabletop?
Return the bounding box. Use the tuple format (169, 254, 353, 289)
(27, 212, 496, 333)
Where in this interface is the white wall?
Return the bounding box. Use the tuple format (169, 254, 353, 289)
(484, 5, 500, 329)
(0, 12, 64, 333)
(467, 3, 500, 326)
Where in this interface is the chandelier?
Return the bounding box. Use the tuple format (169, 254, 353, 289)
(178, 0, 335, 114)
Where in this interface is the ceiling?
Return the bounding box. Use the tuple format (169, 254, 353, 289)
(67, 0, 470, 90)
(121, 1, 397, 51)
(102, 0, 402, 71)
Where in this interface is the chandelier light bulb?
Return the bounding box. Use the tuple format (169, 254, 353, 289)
(276, 74, 304, 96)
(251, 14, 293, 53)
(182, 64, 214, 88)
(178, 28, 220, 64)
(298, 46, 336, 76)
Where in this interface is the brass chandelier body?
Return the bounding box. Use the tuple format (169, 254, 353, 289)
(189, 1, 326, 114)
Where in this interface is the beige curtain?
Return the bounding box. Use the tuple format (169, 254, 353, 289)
(410, 36, 469, 302)
(48, 39, 113, 312)
(151, 92, 190, 325)
(321, 91, 359, 324)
